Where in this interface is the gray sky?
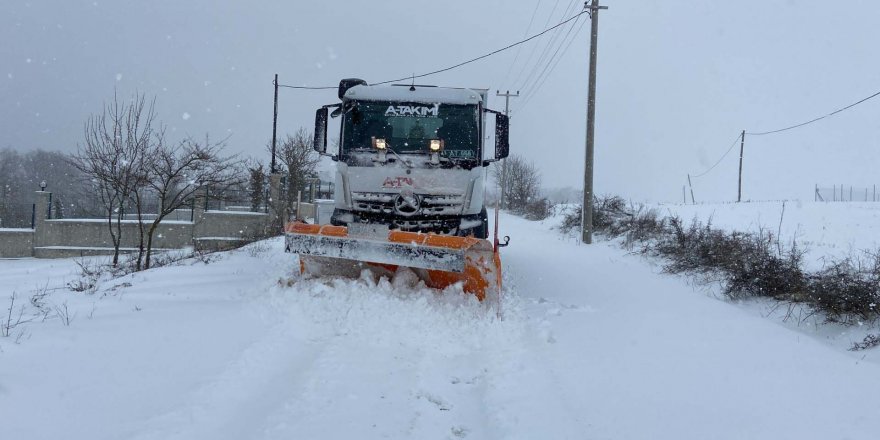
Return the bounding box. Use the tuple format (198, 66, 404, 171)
(2, 0, 879, 202)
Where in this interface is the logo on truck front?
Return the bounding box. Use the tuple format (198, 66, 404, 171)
(382, 177, 414, 188)
(384, 104, 440, 118)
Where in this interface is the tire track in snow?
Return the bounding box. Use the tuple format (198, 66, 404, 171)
(129, 239, 587, 439)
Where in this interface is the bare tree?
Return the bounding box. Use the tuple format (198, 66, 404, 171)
(142, 134, 240, 269)
(268, 128, 321, 218)
(71, 92, 156, 266)
(492, 154, 542, 214)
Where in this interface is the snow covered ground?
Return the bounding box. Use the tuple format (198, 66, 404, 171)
(2, 211, 880, 439)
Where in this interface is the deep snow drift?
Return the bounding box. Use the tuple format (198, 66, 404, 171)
(2, 211, 880, 439)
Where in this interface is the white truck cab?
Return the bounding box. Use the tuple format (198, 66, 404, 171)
(312, 78, 510, 239)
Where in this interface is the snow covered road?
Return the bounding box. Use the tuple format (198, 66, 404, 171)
(2, 213, 880, 439)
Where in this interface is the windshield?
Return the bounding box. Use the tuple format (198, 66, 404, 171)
(342, 101, 480, 160)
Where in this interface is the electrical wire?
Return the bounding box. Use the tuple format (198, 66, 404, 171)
(516, 11, 587, 110)
(276, 84, 336, 90)
(509, 0, 563, 89)
(690, 133, 743, 178)
(276, 10, 588, 91)
(747, 89, 880, 136)
(373, 10, 587, 86)
(500, 0, 544, 86)
(516, 0, 579, 92)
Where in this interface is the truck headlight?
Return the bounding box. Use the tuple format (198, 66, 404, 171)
(429, 139, 444, 152)
(372, 137, 387, 150)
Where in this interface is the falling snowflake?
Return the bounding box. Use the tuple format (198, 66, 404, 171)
(25, 58, 32, 64)
(116, 73, 123, 81)
(182, 112, 191, 120)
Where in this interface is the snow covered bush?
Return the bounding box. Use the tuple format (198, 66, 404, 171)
(523, 197, 553, 220)
(806, 255, 880, 324)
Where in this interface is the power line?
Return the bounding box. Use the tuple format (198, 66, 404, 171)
(690, 133, 743, 178)
(373, 10, 586, 86)
(747, 89, 880, 136)
(510, 0, 563, 88)
(516, 11, 587, 110)
(500, 0, 544, 86)
(276, 10, 588, 91)
(277, 84, 336, 90)
(516, 0, 579, 92)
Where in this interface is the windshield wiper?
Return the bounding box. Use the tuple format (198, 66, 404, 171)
(385, 144, 413, 168)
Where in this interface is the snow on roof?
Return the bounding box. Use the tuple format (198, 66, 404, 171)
(344, 85, 484, 105)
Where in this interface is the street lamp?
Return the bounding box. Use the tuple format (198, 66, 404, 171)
(40, 180, 47, 191)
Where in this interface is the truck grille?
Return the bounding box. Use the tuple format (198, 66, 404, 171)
(351, 192, 465, 216)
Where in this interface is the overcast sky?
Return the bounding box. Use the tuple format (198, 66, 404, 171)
(2, 0, 879, 202)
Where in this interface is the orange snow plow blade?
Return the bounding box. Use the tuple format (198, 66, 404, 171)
(284, 222, 502, 301)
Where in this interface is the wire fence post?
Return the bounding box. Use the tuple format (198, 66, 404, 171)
(737, 130, 745, 202)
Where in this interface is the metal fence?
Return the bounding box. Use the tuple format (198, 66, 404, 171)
(815, 185, 879, 202)
(0, 176, 336, 227)
(0, 201, 36, 228)
(205, 188, 269, 213)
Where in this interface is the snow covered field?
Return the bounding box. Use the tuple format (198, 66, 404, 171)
(2, 212, 880, 439)
(655, 200, 880, 269)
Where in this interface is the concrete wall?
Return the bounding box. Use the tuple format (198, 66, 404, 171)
(0, 229, 34, 258)
(193, 210, 269, 251)
(14, 180, 280, 259)
(36, 219, 193, 249)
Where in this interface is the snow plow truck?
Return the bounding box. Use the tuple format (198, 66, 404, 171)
(285, 78, 510, 301)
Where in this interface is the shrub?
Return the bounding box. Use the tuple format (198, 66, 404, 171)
(523, 198, 553, 221)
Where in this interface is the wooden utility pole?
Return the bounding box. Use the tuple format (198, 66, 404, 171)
(496, 90, 519, 210)
(271, 73, 279, 174)
(581, 0, 608, 244)
(737, 129, 744, 202)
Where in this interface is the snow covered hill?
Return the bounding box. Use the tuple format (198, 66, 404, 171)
(2, 212, 880, 439)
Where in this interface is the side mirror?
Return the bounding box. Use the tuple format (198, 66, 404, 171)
(494, 113, 510, 160)
(314, 107, 329, 153)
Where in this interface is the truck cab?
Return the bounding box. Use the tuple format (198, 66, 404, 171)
(313, 78, 509, 239)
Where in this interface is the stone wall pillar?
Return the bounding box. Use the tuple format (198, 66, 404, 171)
(33, 190, 51, 247)
(192, 187, 207, 239)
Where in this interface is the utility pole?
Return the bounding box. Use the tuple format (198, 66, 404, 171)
(687, 174, 695, 204)
(271, 73, 279, 174)
(496, 90, 519, 210)
(581, 0, 608, 244)
(737, 129, 744, 202)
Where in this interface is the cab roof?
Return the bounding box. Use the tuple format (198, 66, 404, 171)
(343, 84, 484, 105)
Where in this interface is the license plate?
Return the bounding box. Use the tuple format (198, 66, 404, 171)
(347, 223, 389, 239)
